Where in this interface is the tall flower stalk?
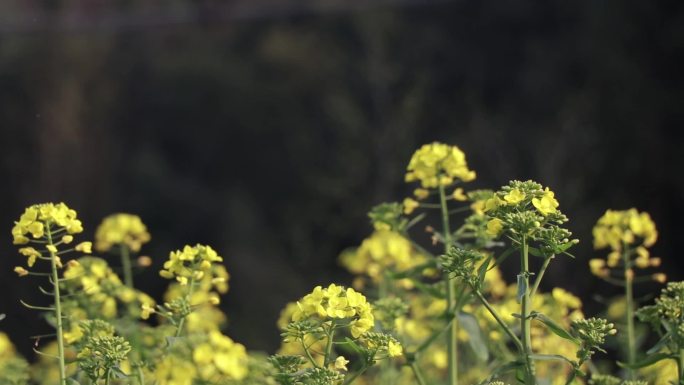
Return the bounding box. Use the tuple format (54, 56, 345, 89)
(404, 142, 476, 385)
(11, 203, 92, 385)
(589, 208, 663, 379)
(95, 213, 151, 289)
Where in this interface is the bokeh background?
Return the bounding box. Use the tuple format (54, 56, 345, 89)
(1, 0, 683, 360)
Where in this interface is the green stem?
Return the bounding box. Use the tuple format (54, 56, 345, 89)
(301, 340, 320, 368)
(46, 225, 67, 385)
(472, 289, 524, 353)
(120, 244, 134, 288)
(521, 236, 536, 384)
(105, 368, 111, 385)
(137, 364, 145, 385)
(409, 361, 428, 385)
(439, 184, 458, 385)
(324, 323, 336, 367)
(530, 255, 554, 298)
(175, 276, 196, 337)
(623, 246, 636, 380)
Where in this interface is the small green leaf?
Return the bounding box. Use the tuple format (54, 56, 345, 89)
(528, 246, 545, 257)
(529, 353, 575, 367)
(457, 311, 489, 362)
(533, 313, 580, 344)
(617, 352, 676, 369)
(477, 255, 493, 285)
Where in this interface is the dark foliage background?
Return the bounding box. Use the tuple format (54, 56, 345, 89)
(0, 0, 683, 360)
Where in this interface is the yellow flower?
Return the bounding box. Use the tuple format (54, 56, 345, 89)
(594, 209, 658, 250)
(413, 188, 430, 200)
(405, 142, 476, 188)
(486, 218, 504, 236)
(159, 244, 223, 283)
(11, 203, 83, 245)
(61, 235, 74, 244)
(95, 213, 151, 253)
(14, 266, 28, 277)
(75, 242, 92, 254)
(18, 247, 41, 267)
(532, 188, 559, 216)
(452, 188, 467, 201)
(403, 198, 419, 215)
(503, 189, 525, 205)
(334, 356, 349, 371)
(388, 341, 403, 357)
(589, 259, 607, 278)
(339, 230, 425, 283)
(292, 284, 374, 339)
(652, 273, 667, 284)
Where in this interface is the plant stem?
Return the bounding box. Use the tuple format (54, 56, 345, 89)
(530, 255, 554, 298)
(46, 224, 67, 385)
(472, 289, 524, 353)
(120, 244, 134, 288)
(105, 368, 111, 385)
(324, 323, 336, 367)
(439, 184, 458, 385)
(410, 361, 428, 385)
(521, 236, 536, 384)
(623, 246, 636, 380)
(175, 276, 196, 337)
(137, 364, 145, 385)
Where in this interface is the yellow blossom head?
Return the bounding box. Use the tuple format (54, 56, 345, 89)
(95, 213, 151, 253)
(593, 209, 658, 250)
(292, 284, 374, 338)
(405, 142, 476, 188)
(12, 203, 83, 245)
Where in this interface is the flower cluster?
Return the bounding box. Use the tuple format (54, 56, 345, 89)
(589, 209, 662, 282)
(95, 213, 151, 253)
(192, 330, 249, 380)
(159, 244, 223, 285)
(571, 317, 616, 363)
(405, 142, 476, 188)
(339, 230, 426, 288)
(11, 203, 83, 245)
(292, 284, 374, 338)
(482, 181, 576, 257)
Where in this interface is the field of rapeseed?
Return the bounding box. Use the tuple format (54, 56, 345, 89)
(2, 142, 681, 385)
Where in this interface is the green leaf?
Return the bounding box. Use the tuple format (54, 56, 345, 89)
(529, 353, 575, 367)
(532, 313, 580, 344)
(477, 255, 493, 285)
(516, 274, 527, 303)
(528, 246, 545, 257)
(617, 352, 676, 369)
(457, 311, 489, 362)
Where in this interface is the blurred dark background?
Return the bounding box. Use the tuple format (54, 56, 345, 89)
(1, 0, 683, 360)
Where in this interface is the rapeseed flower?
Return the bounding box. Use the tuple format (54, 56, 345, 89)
(12, 203, 83, 245)
(405, 142, 476, 188)
(95, 213, 151, 253)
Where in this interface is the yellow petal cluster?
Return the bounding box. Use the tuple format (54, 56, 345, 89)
(95, 213, 151, 253)
(405, 142, 476, 188)
(12, 203, 83, 245)
(532, 188, 559, 216)
(339, 230, 426, 284)
(292, 284, 374, 338)
(593, 209, 657, 250)
(193, 331, 248, 380)
(159, 244, 223, 285)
